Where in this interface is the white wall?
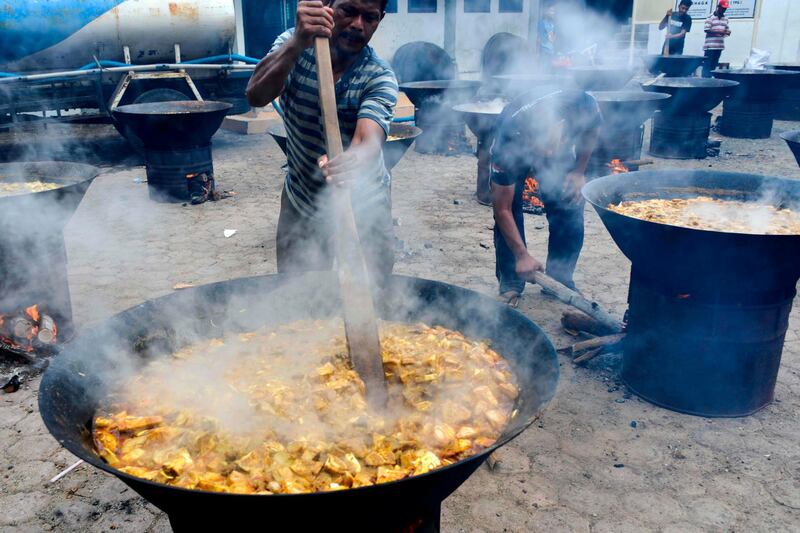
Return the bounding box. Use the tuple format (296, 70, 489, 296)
(454, 0, 531, 76)
(753, 0, 800, 64)
(370, 0, 446, 63)
(368, 0, 535, 77)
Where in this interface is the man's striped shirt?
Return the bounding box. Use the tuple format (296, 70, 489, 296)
(704, 15, 729, 50)
(271, 29, 398, 218)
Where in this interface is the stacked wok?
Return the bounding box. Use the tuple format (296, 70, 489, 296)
(39, 273, 558, 531)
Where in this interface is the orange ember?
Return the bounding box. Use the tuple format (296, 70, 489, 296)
(552, 57, 572, 68)
(25, 304, 39, 322)
(608, 159, 629, 174)
(522, 177, 545, 208)
(1, 304, 57, 353)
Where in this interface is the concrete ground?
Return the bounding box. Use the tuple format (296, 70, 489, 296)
(1, 109, 799, 532)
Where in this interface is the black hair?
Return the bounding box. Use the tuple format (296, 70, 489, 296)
(679, 0, 693, 6)
(329, 0, 389, 12)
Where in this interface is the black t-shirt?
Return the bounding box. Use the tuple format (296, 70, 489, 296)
(489, 89, 602, 200)
(668, 11, 692, 54)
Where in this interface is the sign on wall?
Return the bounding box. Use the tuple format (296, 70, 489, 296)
(677, 0, 756, 19)
(725, 0, 757, 18)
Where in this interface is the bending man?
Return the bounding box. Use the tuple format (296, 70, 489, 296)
(491, 90, 601, 305)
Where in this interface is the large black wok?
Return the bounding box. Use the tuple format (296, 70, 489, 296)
(0, 162, 99, 344)
(645, 55, 704, 77)
(641, 77, 738, 115)
(588, 91, 670, 130)
(112, 101, 233, 149)
(399, 80, 482, 108)
(583, 170, 800, 416)
(583, 170, 800, 292)
(39, 274, 558, 531)
(568, 66, 634, 91)
(491, 73, 570, 99)
(713, 68, 800, 101)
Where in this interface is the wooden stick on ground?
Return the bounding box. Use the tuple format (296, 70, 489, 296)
(532, 272, 624, 333)
(571, 333, 627, 356)
(561, 310, 617, 336)
(573, 347, 604, 365)
(314, 37, 388, 408)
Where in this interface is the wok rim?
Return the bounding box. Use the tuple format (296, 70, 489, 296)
(0, 161, 100, 185)
(113, 100, 234, 116)
(452, 99, 509, 116)
(399, 79, 482, 90)
(641, 77, 739, 90)
(583, 169, 800, 239)
(39, 273, 557, 501)
(588, 90, 671, 103)
(713, 68, 800, 77)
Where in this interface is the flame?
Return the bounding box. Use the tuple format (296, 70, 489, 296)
(26, 304, 39, 322)
(0, 304, 57, 352)
(522, 177, 545, 208)
(552, 57, 573, 68)
(607, 159, 629, 174)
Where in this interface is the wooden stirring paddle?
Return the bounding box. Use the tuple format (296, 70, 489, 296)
(313, 36, 388, 408)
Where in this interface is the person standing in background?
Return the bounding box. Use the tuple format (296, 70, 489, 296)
(702, 0, 731, 77)
(659, 0, 693, 55)
(537, 1, 558, 67)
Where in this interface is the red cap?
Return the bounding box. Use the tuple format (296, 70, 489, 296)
(719, 0, 730, 8)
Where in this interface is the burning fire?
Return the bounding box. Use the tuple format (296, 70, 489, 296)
(607, 159, 629, 174)
(552, 57, 573, 68)
(0, 304, 57, 353)
(522, 176, 545, 209)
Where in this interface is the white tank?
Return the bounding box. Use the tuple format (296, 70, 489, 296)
(0, 0, 235, 73)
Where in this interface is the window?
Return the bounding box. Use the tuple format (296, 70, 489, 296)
(464, 0, 490, 12)
(498, 0, 523, 13)
(408, 0, 437, 13)
(385, 0, 398, 13)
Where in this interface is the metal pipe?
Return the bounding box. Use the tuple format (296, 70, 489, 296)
(0, 63, 255, 84)
(182, 54, 260, 65)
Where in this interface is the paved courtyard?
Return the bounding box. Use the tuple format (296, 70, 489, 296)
(1, 109, 799, 532)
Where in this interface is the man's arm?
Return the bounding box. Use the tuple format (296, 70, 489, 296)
(321, 65, 397, 184)
(245, 1, 333, 107)
(666, 29, 687, 40)
(320, 118, 386, 184)
(658, 9, 672, 30)
(562, 127, 598, 207)
(574, 129, 598, 175)
(493, 183, 543, 281)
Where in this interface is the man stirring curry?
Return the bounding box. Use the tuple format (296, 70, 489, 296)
(246, 0, 398, 286)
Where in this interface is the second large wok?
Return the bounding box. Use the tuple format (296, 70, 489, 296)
(39, 273, 558, 532)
